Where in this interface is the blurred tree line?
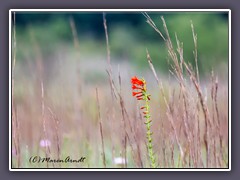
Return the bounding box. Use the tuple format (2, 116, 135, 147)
(14, 12, 229, 75)
(15, 12, 228, 39)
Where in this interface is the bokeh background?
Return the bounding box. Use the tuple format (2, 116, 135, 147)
(15, 12, 228, 75)
(12, 11, 229, 168)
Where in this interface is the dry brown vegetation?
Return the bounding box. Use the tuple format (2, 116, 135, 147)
(11, 13, 228, 168)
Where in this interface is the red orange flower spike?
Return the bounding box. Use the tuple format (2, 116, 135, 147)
(147, 95, 151, 100)
(136, 93, 143, 97)
(132, 85, 143, 90)
(131, 76, 156, 167)
(131, 76, 144, 86)
(132, 92, 142, 97)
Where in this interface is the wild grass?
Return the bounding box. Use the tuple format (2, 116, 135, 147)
(11, 12, 228, 169)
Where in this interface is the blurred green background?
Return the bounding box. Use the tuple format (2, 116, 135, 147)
(14, 11, 228, 76)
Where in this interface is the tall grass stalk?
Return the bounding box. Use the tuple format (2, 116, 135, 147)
(96, 88, 106, 168)
(29, 27, 53, 167)
(12, 11, 20, 168)
(146, 50, 184, 162)
(143, 13, 226, 168)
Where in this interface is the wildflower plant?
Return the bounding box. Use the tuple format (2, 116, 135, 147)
(131, 76, 156, 168)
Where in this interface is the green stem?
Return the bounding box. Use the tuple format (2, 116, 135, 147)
(144, 92, 157, 168)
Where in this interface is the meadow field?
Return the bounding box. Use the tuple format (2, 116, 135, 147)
(11, 11, 229, 169)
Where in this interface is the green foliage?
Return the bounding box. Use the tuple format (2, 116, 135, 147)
(109, 24, 138, 58)
(15, 12, 228, 75)
(16, 17, 72, 61)
(107, 12, 228, 75)
(161, 13, 228, 73)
